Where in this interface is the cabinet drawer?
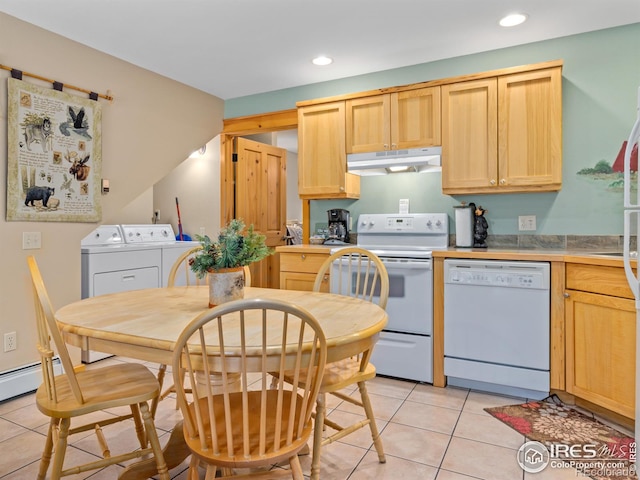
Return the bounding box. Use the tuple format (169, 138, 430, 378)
(566, 263, 634, 299)
(280, 272, 329, 293)
(279, 252, 329, 274)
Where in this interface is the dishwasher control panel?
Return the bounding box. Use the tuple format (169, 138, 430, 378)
(444, 259, 550, 289)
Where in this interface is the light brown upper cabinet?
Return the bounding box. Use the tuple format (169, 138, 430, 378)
(298, 101, 360, 199)
(346, 87, 441, 154)
(441, 66, 562, 194)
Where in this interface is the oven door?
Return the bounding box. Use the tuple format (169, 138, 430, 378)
(331, 256, 433, 334)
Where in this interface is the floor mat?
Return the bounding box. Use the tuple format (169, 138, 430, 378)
(485, 395, 637, 480)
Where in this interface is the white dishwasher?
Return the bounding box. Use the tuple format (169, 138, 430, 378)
(444, 259, 550, 399)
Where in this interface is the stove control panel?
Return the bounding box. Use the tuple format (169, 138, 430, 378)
(358, 213, 448, 234)
(357, 213, 449, 250)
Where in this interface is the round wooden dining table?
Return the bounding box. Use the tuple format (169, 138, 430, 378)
(55, 286, 387, 480)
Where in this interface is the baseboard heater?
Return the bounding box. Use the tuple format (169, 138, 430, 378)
(0, 358, 62, 402)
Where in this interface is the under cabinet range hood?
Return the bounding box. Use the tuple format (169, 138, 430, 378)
(347, 146, 442, 176)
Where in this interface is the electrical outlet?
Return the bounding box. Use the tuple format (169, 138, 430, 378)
(518, 215, 537, 231)
(4, 332, 17, 352)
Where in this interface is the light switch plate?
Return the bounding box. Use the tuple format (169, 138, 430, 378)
(22, 231, 42, 249)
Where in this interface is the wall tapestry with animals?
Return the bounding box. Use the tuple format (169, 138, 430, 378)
(6, 77, 102, 222)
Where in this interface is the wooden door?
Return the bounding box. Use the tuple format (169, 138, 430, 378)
(346, 95, 390, 153)
(235, 137, 287, 288)
(498, 67, 562, 190)
(441, 78, 498, 194)
(391, 86, 441, 149)
(565, 289, 636, 419)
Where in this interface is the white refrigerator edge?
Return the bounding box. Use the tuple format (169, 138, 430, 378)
(622, 86, 640, 444)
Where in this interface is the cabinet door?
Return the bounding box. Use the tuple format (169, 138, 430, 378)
(565, 289, 635, 419)
(298, 102, 359, 199)
(391, 86, 441, 149)
(346, 95, 390, 154)
(498, 67, 562, 190)
(441, 79, 498, 193)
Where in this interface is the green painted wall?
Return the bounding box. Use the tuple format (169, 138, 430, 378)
(225, 24, 640, 235)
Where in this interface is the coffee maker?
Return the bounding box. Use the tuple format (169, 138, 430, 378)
(326, 209, 350, 243)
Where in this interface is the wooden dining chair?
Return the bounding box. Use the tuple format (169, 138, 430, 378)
(159, 246, 252, 408)
(173, 297, 327, 480)
(276, 246, 389, 479)
(26, 256, 169, 480)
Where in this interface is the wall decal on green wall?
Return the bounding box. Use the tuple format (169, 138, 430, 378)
(577, 141, 638, 191)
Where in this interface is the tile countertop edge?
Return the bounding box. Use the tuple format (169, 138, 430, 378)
(276, 244, 336, 253)
(276, 244, 638, 267)
(431, 248, 637, 267)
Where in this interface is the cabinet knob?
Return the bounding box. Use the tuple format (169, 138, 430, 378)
(563, 292, 570, 298)
(301, 254, 306, 260)
(323, 275, 329, 282)
(500, 178, 506, 185)
(490, 179, 496, 185)
(339, 186, 344, 191)
(391, 143, 397, 149)
(383, 144, 389, 150)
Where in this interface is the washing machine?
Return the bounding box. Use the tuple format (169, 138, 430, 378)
(80, 224, 199, 362)
(120, 224, 200, 287)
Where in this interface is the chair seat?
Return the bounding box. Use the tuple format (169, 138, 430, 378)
(36, 363, 160, 418)
(278, 358, 376, 394)
(319, 359, 376, 392)
(184, 389, 312, 469)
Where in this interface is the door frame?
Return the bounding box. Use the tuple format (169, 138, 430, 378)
(220, 109, 311, 243)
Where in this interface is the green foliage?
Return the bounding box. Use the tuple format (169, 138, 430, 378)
(577, 160, 614, 175)
(190, 219, 272, 278)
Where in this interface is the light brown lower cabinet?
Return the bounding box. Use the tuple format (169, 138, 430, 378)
(565, 266, 636, 419)
(279, 250, 330, 292)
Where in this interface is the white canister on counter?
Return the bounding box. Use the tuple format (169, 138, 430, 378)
(454, 202, 474, 247)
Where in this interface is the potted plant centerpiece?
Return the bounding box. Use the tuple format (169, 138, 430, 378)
(190, 219, 272, 307)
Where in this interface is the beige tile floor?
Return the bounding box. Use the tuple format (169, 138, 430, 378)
(0, 356, 632, 479)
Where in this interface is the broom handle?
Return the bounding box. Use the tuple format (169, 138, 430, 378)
(175, 197, 184, 241)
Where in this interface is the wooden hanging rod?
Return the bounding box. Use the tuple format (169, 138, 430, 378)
(0, 64, 113, 101)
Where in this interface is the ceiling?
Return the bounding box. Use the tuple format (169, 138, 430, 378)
(1, 1, 639, 100)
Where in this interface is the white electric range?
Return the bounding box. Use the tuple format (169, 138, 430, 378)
(332, 213, 449, 383)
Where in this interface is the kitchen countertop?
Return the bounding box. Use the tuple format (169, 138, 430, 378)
(276, 244, 336, 253)
(431, 247, 636, 267)
(277, 244, 636, 267)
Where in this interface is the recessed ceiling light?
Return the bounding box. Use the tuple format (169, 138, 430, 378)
(312, 55, 333, 66)
(499, 13, 528, 27)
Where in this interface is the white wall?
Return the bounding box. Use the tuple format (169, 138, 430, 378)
(0, 12, 224, 371)
(285, 150, 301, 222)
(153, 136, 222, 240)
